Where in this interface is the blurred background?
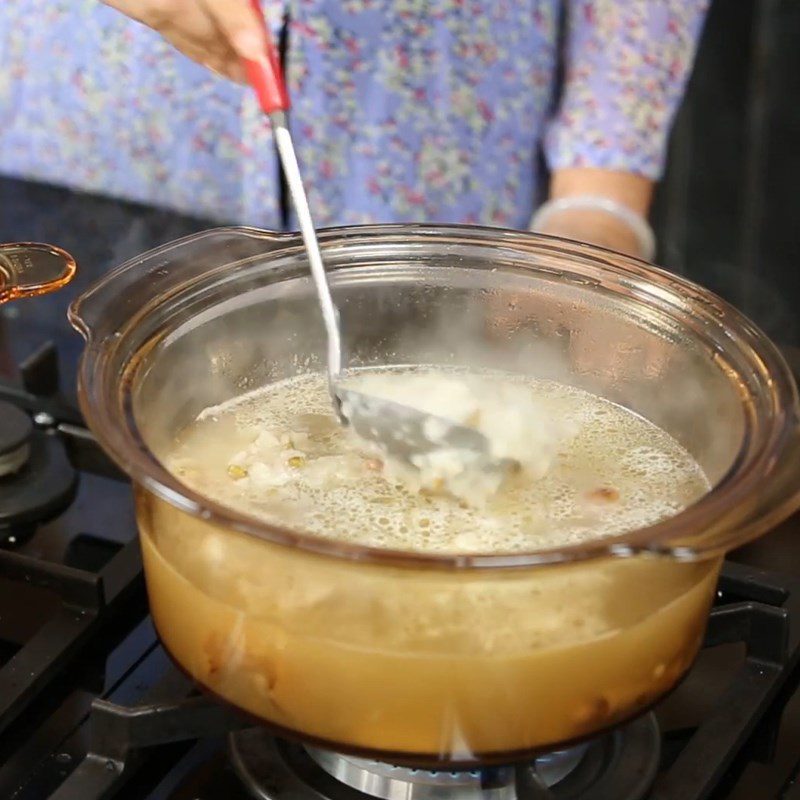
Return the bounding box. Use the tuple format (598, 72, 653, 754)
(652, 0, 799, 351)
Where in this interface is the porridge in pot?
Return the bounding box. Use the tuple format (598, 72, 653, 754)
(165, 368, 710, 553)
(136, 367, 718, 761)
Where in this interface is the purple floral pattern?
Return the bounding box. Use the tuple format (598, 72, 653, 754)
(0, 1, 707, 231)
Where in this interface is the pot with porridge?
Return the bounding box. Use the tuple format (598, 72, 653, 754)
(69, 224, 800, 766)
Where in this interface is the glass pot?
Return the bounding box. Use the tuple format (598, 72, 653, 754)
(67, 224, 800, 767)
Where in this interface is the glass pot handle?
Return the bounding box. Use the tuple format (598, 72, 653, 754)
(0, 243, 77, 305)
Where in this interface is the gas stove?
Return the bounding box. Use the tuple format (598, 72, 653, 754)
(0, 344, 800, 800)
(0, 340, 798, 800)
(1, 177, 799, 800)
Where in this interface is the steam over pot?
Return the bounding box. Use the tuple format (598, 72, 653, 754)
(68, 224, 800, 766)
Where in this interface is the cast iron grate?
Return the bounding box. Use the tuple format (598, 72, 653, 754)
(0, 343, 143, 746)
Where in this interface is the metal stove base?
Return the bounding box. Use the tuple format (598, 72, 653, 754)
(229, 714, 660, 800)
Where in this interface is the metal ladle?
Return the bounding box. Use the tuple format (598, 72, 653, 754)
(243, 5, 517, 474)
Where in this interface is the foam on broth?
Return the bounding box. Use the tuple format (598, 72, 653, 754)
(164, 368, 709, 553)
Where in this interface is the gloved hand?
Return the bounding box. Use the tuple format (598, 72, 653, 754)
(102, 0, 268, 81)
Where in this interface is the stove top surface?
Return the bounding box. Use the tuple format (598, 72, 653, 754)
(1, 176, 799, 800)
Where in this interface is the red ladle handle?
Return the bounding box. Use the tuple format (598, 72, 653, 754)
(244, 0, 290, 114)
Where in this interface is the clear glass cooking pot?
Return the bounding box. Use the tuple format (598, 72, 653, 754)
(68, 224, 800, 767)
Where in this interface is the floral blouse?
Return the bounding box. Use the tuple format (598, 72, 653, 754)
(0, 1, 708, 231)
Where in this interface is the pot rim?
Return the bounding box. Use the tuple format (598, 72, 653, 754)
(70, 223, 800, 569)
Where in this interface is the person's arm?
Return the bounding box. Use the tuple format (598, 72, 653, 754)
(534, 1, 709, 258)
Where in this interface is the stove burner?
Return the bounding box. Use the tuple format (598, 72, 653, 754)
(306, 747, 525, 800)
(0, 400, 32, 476)
(0, 404, 77, 544)
(229, 716, 660, 800)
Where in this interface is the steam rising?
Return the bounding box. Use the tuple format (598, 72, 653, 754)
(136, 266, 745, 491)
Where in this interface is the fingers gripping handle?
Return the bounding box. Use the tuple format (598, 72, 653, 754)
(243, 0, 290, 115)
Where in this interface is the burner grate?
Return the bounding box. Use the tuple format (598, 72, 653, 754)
(46, 675, 246, 800)
(649, 562, 798, 800)
(0, 343, 143, 741)
(0, 537, 144, 741)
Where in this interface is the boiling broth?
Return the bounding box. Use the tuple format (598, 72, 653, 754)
(165, 369, 709, 553)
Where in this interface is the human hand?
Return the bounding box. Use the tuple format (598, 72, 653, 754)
(102, 0, 267, 82)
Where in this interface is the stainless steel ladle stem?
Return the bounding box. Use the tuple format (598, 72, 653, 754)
(270, 111, 344, 414)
